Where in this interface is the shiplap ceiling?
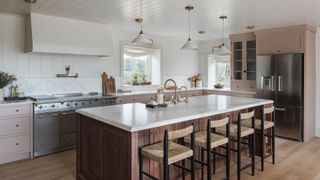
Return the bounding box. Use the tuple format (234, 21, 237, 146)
(1, 0, 320, 40)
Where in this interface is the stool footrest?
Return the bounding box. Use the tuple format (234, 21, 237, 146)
(141, 171, 158, 180)
(172, 163, 192, 172)
(241, 163, 254, 171)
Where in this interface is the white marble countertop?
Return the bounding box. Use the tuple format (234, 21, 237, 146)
(76, 95, 272, 132)
(108, 87, 255, 97)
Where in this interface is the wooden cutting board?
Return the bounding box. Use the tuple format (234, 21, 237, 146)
(102, 72, 116, 94)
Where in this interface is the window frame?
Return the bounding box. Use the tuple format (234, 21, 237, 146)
(120, 45, 162, 87)
(207, 54, 231, 88)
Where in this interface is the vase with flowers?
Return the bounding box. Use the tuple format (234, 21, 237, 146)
(0, 71, 16, 101)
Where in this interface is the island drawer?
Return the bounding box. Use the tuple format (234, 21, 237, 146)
(0, 105, 32, 117)
(0, 135, 30, 156)
(0, 117, 31, 136)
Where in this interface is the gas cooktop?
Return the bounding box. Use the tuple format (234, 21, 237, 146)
(30, 92, 117, 114)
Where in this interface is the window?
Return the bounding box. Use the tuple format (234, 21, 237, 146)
(207, 55, 231, 88)
(122, 46, 161, 86)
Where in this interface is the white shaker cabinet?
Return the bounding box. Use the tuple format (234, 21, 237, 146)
(0, 102, 33, 165)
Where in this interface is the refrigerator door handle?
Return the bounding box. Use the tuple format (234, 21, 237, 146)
(260, 76, 264, 89)
(271, 76, 276, 91)
(278, 76, 283, 92)
(275, 107, 286, 111)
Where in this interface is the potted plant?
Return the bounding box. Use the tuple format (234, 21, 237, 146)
(214, 81, 224, 89)
(132, 72, 140, 85)
(0, 71, 16, 101)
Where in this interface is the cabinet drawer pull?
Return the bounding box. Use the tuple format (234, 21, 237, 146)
(16, 124, 19, 127)
(16, 142, 19, 146)
(16, 109, 19, 112)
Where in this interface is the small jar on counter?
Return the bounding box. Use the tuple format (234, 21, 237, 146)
(156, 88, 164, 104)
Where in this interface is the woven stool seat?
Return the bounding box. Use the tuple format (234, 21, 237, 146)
(184, 131, 228, 149)
(241, 119, 274, 130)
(216, 124, 254, 138)
(141, 141, 193, 165)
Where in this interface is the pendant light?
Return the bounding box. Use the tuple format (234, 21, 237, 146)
(213, 16, 232, 55)
(181, 6, 199, 50)
(130, 0, 156, 49)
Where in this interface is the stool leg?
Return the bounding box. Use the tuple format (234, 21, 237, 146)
(207, 148, 212, 180)
(163, 163, 169, 180)
(191, 152, 195, 180)
(226, 142, 230, 180)
(182, 159, 185, 180)
(212, 149, 216, 175)
(139, 148, 143, 180)
(237, 138, 241, 180)
(201, 148, 204, 180)
(252, 134, 255, 176)
(248, 138, 251, 157)
(272, 126, 275, 164)
(261, 130, 265, 171)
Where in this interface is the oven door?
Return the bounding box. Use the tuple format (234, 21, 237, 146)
(34, 112, 60, 157)
(60, 111, 76, 148)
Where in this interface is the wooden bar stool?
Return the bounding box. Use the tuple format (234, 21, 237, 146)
(185, 117, 230, 180)
(216, 111, 256, 180)
(139, 125, 195, 180)
(241, 106, 275, 171)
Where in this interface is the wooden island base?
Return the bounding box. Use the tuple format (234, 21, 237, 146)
(76, 104, 272, 180)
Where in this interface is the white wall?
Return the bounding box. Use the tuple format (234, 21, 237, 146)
(316, 27, 320, 137)
(0, 13, 199, 95)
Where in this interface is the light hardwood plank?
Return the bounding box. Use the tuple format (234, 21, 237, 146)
(0, 138, 320, 179)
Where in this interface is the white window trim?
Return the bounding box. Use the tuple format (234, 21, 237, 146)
(120, 43, 162, 88)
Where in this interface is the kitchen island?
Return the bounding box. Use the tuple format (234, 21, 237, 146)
(76, 95, 273, 180)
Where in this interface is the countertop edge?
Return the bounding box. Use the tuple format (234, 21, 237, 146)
(76, 99, 273, 132)
(0, 100, 34, 107)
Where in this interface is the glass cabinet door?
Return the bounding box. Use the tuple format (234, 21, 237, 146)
(233, 41, 243, 80)
(246, 40, 256, 80)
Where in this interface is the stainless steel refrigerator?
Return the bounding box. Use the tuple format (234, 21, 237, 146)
(256, 54, 304, 141)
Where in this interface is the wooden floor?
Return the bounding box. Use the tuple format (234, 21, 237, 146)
(1, 138, 320, 180)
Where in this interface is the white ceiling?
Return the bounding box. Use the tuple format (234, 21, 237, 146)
(1, 0, 320, 40)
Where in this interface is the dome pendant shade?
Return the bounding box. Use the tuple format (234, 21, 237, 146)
(131, 30, 153, 44)
(181, 5, 199, 50)
(216, 44, 232, 56)
(130, 30, 157, 49)
(130, 0, 157, 49)
(212, 15, 232, 55)
(181, 38, 199, 50)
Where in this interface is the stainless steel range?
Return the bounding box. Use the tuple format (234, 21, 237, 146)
(30, 92, 116, 157)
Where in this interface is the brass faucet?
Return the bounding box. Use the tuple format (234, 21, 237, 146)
(180, 86, 188, 103)
(164, 79, 179, 105)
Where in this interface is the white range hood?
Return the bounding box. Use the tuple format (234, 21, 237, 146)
(26, 13, 113, 57)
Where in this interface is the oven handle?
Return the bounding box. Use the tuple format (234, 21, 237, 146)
(61, 111, 76, 115)
(36, 113, 60, 119)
